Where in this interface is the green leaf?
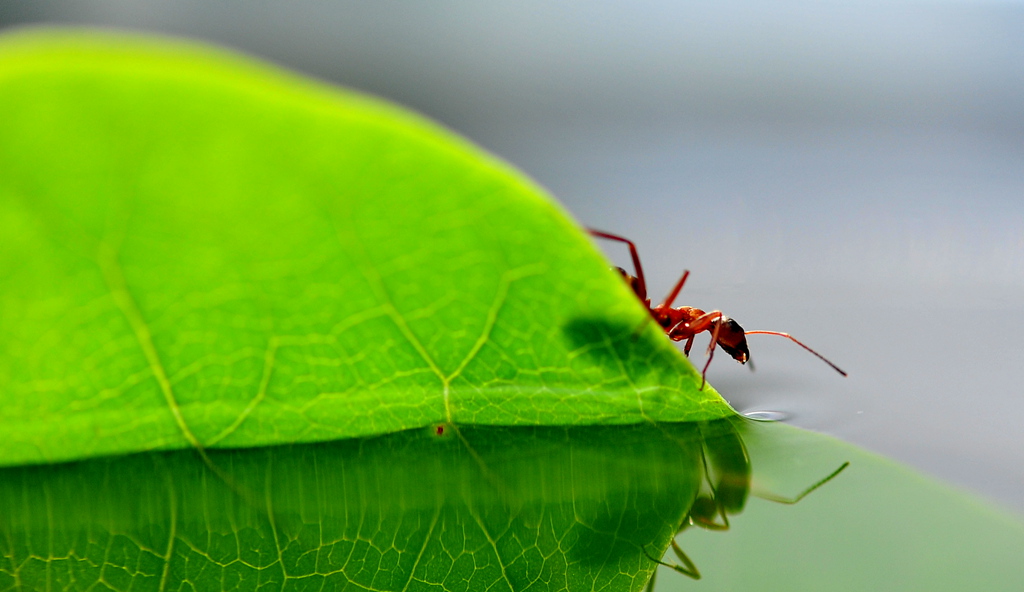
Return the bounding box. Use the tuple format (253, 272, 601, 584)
(0, 423, 705, 592)
(0, 29, 732, 468)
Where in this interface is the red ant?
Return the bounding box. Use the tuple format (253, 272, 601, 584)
(589, 229, 846, 389)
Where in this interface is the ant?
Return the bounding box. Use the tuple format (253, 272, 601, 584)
(589, 229, 846, 389)
(642, 419, 849, 586)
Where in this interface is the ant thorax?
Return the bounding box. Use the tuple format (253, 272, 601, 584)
(658, 307, 751, 363)
(656, 305, 704, 332)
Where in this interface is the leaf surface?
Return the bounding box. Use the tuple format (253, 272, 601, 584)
(0, 29, 732, 467)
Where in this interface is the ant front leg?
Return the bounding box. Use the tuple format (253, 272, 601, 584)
(691, 508, 730, 531)
(681, 311, 725, 390)
(686, 495, 732, 532)
(668, 540, 702, 580)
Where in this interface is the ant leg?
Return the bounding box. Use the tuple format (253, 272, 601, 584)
(693, 513, 731, 531)
(682, 311, 725, 390)
(703, 314, 724, 356)
(658, 270, 690, 309)
(696, 507, 730, 531)
(682, 336, 695, 357)
(700, 348, 715, 390)
(642, 542, 701, 580)
(758, 461, 850, 505)
(670, 539, 702, 579)
(588, 229, 648, 302)
(744, 331, 848, 376)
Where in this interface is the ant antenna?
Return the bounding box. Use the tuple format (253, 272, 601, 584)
(759, 461, 851, 505)
(744, 331, 847, 377)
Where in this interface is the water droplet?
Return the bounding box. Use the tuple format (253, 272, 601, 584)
(743, 410, 791, 422)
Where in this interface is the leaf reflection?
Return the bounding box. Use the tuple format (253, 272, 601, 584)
(0, 420, 846, 592)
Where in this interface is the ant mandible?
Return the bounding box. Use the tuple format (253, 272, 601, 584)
(589, 229, 847, 389)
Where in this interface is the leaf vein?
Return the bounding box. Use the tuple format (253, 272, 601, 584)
(97, 244, 207, 458)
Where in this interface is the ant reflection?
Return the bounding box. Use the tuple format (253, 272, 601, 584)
(643, 419, 849, 586)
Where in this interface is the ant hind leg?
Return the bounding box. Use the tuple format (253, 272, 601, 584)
(588, 229, 649, 302)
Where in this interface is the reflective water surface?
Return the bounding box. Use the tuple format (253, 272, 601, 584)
(3, 419, 1021, 591)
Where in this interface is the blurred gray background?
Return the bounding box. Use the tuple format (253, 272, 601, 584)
(2, 1, 1022, 513)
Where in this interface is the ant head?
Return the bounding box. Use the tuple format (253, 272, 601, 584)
(714, 316, 750, 364)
